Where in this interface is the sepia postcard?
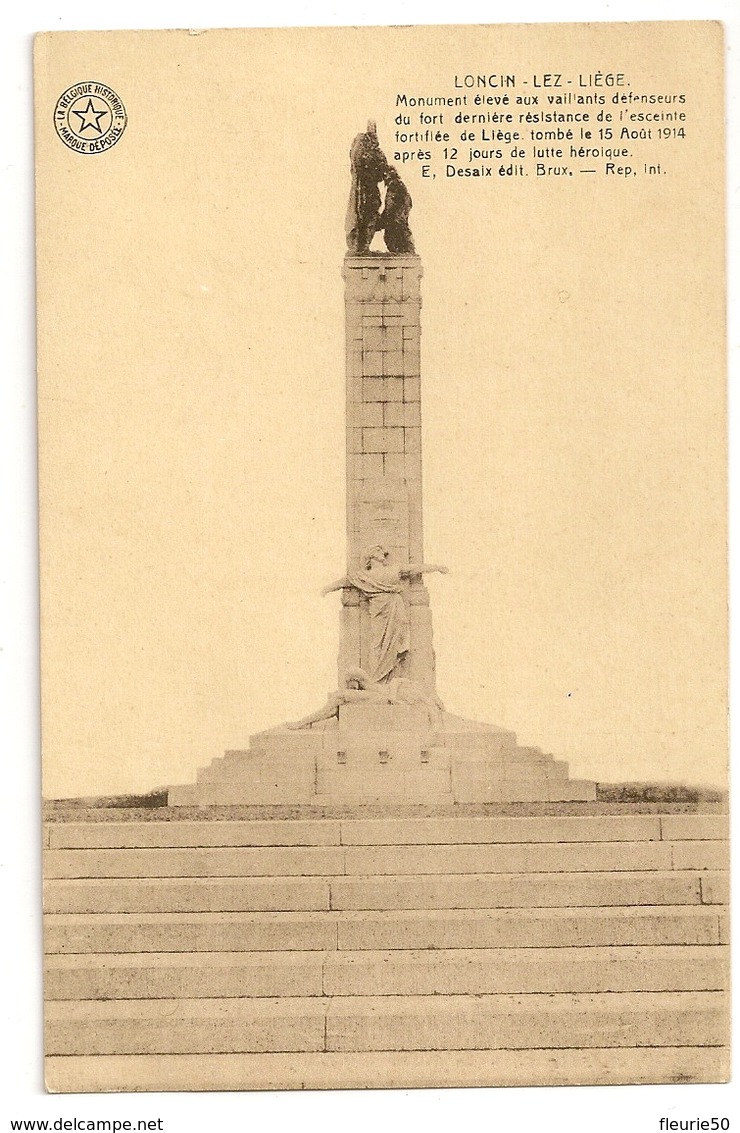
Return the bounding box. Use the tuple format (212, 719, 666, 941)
(35, 21, 728, 1094)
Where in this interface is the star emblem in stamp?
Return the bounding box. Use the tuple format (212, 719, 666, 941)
(53, 82, 127, 154)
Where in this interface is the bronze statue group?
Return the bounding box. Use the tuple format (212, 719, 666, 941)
(345, 121, 415, 255)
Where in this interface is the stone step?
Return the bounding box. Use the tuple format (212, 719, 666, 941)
(202, 759, 455, 787)
(44, 905, 725, 954)
(45, 911, 339, 953)
(44, 877, 331, 914)
(340, 815, 667, 843)
(323, 760, 573, 781)
(44, 846, 345, 878)
(671, 841, 728, 870)
(46, 950, 325, 1000)
(345, 841, 674, 874)
(43, 838, 727, 878)
(330, 871, 715, 911)
(45, 991, 727, 1055)
(172, 777, 598, 806)
(45, 813, 728, 850)
(328, 992, 728, 1052)
(660, 816, 730, 840)
(311, 781, 596, 804)
(451, 778, 596, 803)
(44, 870, 723, 913)
(314, 773, 454, 800)
(45, 945, 729, 1000)
(46, 996, 325, 1055)
(226, 751, 567, 775)
(322, 944, 729, 996)
(44, 1046, 731, 1092)
(47, 819, 343, 849)
(334, 905, 728, 951)
(446, 759, 568, 777)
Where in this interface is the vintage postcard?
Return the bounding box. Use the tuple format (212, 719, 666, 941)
(35, 22, 728, 1093)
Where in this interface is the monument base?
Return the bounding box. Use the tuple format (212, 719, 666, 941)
(168, 706, 596, 806)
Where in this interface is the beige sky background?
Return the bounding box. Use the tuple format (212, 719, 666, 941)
(35, 22, 726, 798)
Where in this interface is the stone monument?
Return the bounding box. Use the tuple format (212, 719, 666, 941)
(169, 124, 596, 806)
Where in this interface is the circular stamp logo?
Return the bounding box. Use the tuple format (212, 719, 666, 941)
(53, 82, 127, 154)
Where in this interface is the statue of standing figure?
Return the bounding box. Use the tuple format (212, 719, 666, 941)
(379, 166, 415, 254)
(345, 122, 415, 255)
(323, 544, 448, 683)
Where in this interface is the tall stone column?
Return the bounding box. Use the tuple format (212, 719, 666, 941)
(340, 253, 437, 694)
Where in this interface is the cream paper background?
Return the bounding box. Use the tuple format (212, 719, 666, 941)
(35, 22, 725, 800)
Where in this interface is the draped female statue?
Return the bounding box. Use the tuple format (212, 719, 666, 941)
(322, 545, 448, 683)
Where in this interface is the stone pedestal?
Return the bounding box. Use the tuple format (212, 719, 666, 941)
(317, 704, 450, 802)
(168, 710, 596, 806)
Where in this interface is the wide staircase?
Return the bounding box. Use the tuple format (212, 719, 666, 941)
(44, 810, 729, 1092)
